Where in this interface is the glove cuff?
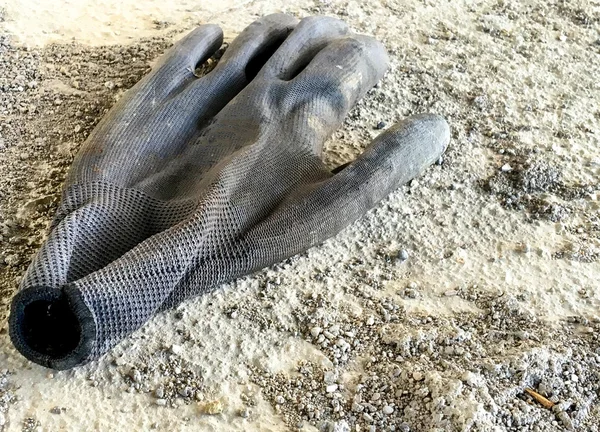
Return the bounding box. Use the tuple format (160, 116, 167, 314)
(9, 285, 95, 370)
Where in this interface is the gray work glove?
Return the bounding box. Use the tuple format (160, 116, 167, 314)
(9, 14, 450, 370)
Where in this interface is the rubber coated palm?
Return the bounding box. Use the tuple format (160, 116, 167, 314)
(9, 14, 450, 370)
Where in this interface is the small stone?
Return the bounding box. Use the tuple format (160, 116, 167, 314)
(333, 420, 350, 432)
(352, 402, 364, 412)
(329, 325, 340, 336)
(276, 395, 285, 404)
(557, 410, 574, 430)
(239, 408, 250, 418)
(366, 316, 375, 326)
(200, 399, 224, 415)
(382, 405, 394, 415)
(436, 155, 444, 165)
(104, 81, 115, 89)
(501, 164, 512, 172)
(310, 327, 323, 338)
(170, 344, 183, 355)
(155, 385, 165, 398)
(4, 254, 20, 267)
(230, 310, 239, 319)
(129, 368, 142, 383)
(326, 384, 338, 393)
(50, 407, 62, 415)
(571, 374, 579, 382)
(375, 121, 386, 130)
(363, 412, 374, 423)
(74, 125, 82, 133)
(397, 249, 409, 262)
(323, 371, 336, 384)
(412, 371, 424, 381)
(155, 399, 167, 406)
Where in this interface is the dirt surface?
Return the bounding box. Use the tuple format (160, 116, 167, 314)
(0, 0, 599, 431)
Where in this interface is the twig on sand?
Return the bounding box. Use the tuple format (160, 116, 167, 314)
(525, 387, 555, 409)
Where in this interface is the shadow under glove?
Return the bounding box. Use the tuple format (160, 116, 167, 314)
(9, 14, 450, 369)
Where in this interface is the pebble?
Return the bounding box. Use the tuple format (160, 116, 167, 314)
(170, 344, 183, 355)
(382, 405, 394, 415)
(326, 384, 339, 393)
(323, 371, 336, 384)
(310, 327, 323, 338)
(155, 399, 167, 406)
(556, 410, 574, 430)
(366, 316, 375, 326)
(501, 164, 513, 172)
(570, 374, 579, 383)
(412, 371, 424, 381)
(200, 400, 224, 415)
(329, 325, 340, 336)
(375, 121, 386, 130)
(129, 368, 142, 383)
(4, 254, 20, 267)
(397, 249, 409, 262)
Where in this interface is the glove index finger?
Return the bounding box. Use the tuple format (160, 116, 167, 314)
(247, 113, 450, 255)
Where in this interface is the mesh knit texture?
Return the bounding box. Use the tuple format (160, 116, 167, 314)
(9, 14, 450, 370)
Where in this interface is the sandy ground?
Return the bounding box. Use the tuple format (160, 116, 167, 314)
(0, 0, 599, 431)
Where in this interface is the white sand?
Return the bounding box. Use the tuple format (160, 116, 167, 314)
(1, 0, 599, 430)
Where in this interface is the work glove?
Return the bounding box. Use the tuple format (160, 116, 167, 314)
(9, 14, 450, 370)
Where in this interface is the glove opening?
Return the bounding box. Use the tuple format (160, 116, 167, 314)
(9, 286, 96, 370)
(21, 296, 81, 359)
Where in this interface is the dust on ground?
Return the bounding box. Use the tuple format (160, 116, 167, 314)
(0, 0, 599, 431)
